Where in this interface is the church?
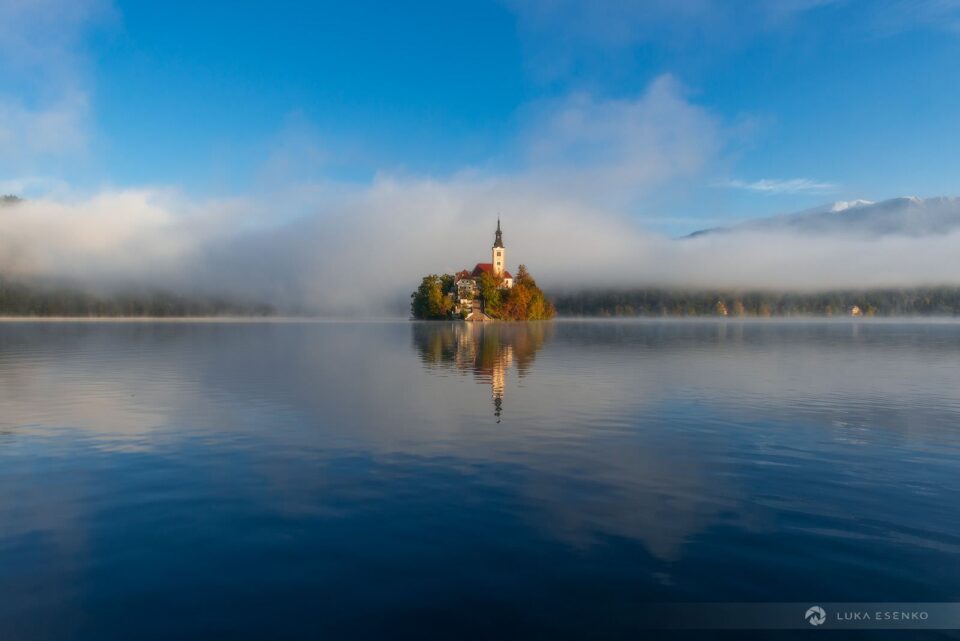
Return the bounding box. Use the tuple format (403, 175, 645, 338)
(453, 220, 514, 319)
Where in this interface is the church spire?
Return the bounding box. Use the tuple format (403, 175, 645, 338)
(493, 217, 504, 248)
(491, 218, 506, 276)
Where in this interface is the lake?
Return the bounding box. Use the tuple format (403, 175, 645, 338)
(1, 319, 959, 639)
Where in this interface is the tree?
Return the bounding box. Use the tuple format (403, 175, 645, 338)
(410, 274, 454, 319)
(515, 264, 535, 287)
(477, 272, 503, 318)
(496, 265, 555, 320)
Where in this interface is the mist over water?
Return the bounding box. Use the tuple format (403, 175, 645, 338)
(1, 319, 959, 639)
(6, 192, 960, 316)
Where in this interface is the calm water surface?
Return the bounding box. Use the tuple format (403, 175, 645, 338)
(1, 320, 960, 639)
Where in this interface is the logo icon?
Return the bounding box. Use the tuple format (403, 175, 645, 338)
(806, 606, 827, 626)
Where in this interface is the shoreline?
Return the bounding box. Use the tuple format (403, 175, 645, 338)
(2, 315, 960, 324)
(0, 316, 404, 323)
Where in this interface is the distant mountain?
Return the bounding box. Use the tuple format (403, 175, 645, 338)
(688, 196, 960, 238)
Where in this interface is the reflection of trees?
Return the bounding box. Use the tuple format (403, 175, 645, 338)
(412, 322, 551, 421)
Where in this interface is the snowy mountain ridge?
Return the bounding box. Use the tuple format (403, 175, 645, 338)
(688, 196, 960, 238)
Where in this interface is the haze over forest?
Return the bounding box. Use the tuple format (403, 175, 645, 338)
(5, 193, 960, 316)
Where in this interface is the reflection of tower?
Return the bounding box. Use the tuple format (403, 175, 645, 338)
(490, 345, 513, 422)
(412, 322, 550, 424)
(492, 218, 505, 276)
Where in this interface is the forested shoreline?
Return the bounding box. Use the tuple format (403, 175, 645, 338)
(5, 275, 960, 318)
(550, 287, 960, 317)
(0, 278, 273, 317)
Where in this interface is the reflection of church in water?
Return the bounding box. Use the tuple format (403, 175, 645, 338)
(412, 322, 549, 422)
(453, 325, 513, 420)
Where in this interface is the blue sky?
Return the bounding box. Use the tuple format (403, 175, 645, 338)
(3, 0, 960, 234)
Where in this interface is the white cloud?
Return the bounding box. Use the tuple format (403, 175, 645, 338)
(727, 177, 836, 194)
(506, 0, 960, 86)
(506, 0, 839, 81)
(0, 189, 204, 282)
(859, 0, 960, 36)
(6, 177, 960, 317)
(0, 91, 90, 158)
(520, 75, 722, 204)
(0, 0, 110, 169)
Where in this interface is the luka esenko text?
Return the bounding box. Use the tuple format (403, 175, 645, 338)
(410, 220, 556, 321)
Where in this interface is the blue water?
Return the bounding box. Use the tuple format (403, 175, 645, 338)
(1, 320, 959, 639)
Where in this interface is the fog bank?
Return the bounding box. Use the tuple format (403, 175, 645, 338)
(3, 181, 960, 316)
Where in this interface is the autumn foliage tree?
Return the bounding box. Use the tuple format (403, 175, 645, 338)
(497, 265, 555, 321)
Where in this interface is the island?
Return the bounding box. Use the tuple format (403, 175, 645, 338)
(411, 220, 555, 321)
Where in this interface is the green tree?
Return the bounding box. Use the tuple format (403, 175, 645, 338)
(477, 272, 503, 318)
(410, 274, 454, 319)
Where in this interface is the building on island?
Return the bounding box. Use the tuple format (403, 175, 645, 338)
(454, 219, 514, 320)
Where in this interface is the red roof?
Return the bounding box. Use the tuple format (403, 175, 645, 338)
(471, 263, 513, 279)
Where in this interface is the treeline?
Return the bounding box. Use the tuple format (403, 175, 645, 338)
(550, 287, 960, 317)
(0, 278, 274, 317)
(478, 265, 555, 320)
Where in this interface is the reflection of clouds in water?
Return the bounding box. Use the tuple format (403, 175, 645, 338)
(405, 320, 960, 560)
(0, 322, 306, 450)
(516, 434, 741, 561)
(3, 320, 960, 568)
(539, 320, 960, 441)
(0, 326, 170, 444)
(410, 321, 742, 560)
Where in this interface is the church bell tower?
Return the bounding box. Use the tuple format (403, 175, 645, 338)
(492, 218, 505, 276)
